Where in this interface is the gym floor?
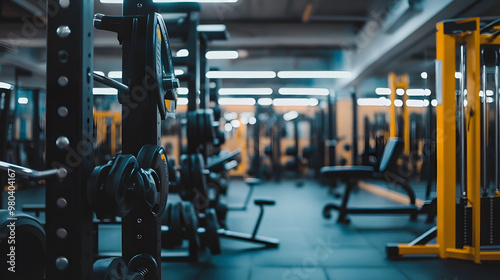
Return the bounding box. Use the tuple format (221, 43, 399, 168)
(6, 179, 500, 280)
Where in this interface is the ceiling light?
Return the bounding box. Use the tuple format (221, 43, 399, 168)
(18, 97, 29, 104)
(273, 98, 319, 106)
(406, 99, 429, 107)
(177, 98, 189, 105)
(277, 71, 352, 79)
(421, 72, 428, 79)
(197, 24, 227, 32)
(108, 71, 122, 79)
(375, 88, 391, 95)
(218, 98, 256, 106)
(102, 0, 238, 3)
(248, 117, 257, 125)
(257, 98, 273, 106)
(394, 99, 403, 107)
(0, 82, 13, 90)
(206, 71, 276, 79)
(230, 119, 241, 128)
(455, 72, 462, 79)
(396, 88, 405, 96)
(176, 49, 189, 57)
(431, 99, 438, 106)
(177, 87, 189, 95)
(174, 69, 184, 75)
(206, 51, 239, 60)
(278, 88, 329, 96)
(406, 89, 431, 96)
(219, 88, 272, 95)
(283, 111, 299, 121)
(357, 97, 391, 106)
(93, 88, 118, 95)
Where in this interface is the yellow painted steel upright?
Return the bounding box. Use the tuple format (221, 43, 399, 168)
(388, 73, 409, 154)
(386, 17, 500, 263)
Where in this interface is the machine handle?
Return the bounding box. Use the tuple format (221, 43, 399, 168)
(0, 161, 66, 179)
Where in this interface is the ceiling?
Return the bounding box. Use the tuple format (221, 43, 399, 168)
(0, 0, 499, 98)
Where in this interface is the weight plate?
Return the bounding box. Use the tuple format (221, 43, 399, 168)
(137, 145, 169, 216)
(191, 153, 208, 207)
(92, 257, 127, 280)
(170, 202, 183, 247)
(0, 210, 45, 280)
(87, 163, 114, 219)
(179, 154, 190, 199)
(204, 208, 221, 255)
(187, 112, 198, 148)
(181, 201, 200, 249)
(168, 158, 177, 186)
(161, 203, 174, 249)
(106, 155, 138, 217)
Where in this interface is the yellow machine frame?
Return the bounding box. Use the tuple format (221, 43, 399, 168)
(94, 111, 122, 156)
(389, 73, 410, 155)
(389, 18, 500, 263)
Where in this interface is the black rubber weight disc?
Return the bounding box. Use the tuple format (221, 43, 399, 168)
(106, 155, 138, 217)
(0, 210, 45, 280)
(170, 202, 183, 247)
(205, 208, 221, 255)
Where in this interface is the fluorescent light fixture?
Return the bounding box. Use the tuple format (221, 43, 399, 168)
(176, 49, 189, 57)
(431, 99, 438, 107)
(248, 117, 257, 125)
(230, 119, 241, 128)
(258, 98, 273, 106)
(0, 82, 13, 90)
(174, 69, 184, 76)
(218, 98, 256, 106)
(375, 88, 391, 95)
(273, 98, 319, 106)
(102, 0, 238, 3)
(283, 111, 299, 121)
(406, 99, 429, 107)
(396, 88, 405, 96)
(177, 98, 189, 105)
(18, 97, 29, 104)
(177, 87, 189, 95)
(206, 51, 239, 60)
(93, 71, 105, 76)
(197, 24, 227, 32)
(394, 99, 403, 107)
(278, 88, 329, 96)
(455, 72, 462, 79)
(357, 97, 391, 106)
(219, 88, 272, 95)
(206, 71, 276, 79)
(93, 88, 118, 95)
(421, 72, 428, 79)
(406, 89, 431, 96)
(108, 71, 122, 79)
(277, 71, 352, 79)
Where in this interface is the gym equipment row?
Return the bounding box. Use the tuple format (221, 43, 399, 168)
(387, 17, 500, 263)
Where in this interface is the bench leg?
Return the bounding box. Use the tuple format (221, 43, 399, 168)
(337, 181, 355, 224)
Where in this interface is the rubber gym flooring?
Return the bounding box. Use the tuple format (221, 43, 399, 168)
(5, 178, 500, 280)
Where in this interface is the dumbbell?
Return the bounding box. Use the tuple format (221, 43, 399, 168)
(92, 254, 157, 280)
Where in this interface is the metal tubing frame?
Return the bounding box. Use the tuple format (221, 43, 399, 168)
(45, 0, 95, 278)
(389, 17, 500, 263)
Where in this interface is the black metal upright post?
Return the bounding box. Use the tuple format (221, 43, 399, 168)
(45, 0, 94, 279)
(199, 34, 209, 110)
(327, 93, 337, 166)
(121, 1, 162, 278)
(351, 91, 358, 165)
(186, 11, 200, 113)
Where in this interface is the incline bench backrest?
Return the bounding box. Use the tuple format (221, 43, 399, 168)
(378, 138, 403, 173)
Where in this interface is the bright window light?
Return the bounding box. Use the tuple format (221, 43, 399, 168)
(93, 88, 118, 95)
(197, 24, 227, 32)
(177, 87, 189, 95)
(273, 98, 319, 106)
(431, 99, 438, 106)
(108, 71, 122, 79)
(406, 99, 429, 107)
(278, 88, 329, 96)
(277, 71, 352, 79)
(18, 97, 29, 104)
(0, 82, 13, 90)
(421, 72, 428, 79)
(206, 71, 276, 79)
(455, 72, 462, 79)
(283, 111, 299, 121)
(177, 98, 189, 105)
(258, 98, 273, 106)
(394, 99, 403, 107)
(375, 88, 391, 95)
(219, 88, 272, 95)
(176, 49, 189, 57)
(174, 69, 184, 76)
(206, 51, 239, 60)
(218, 98, 256, 106)
(396, 88, 405, 96)
(93, 71, 105, 76)
(357, 97, 391, 106)
(230, 119, 241, 128)
(406, 89, 431, 96)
